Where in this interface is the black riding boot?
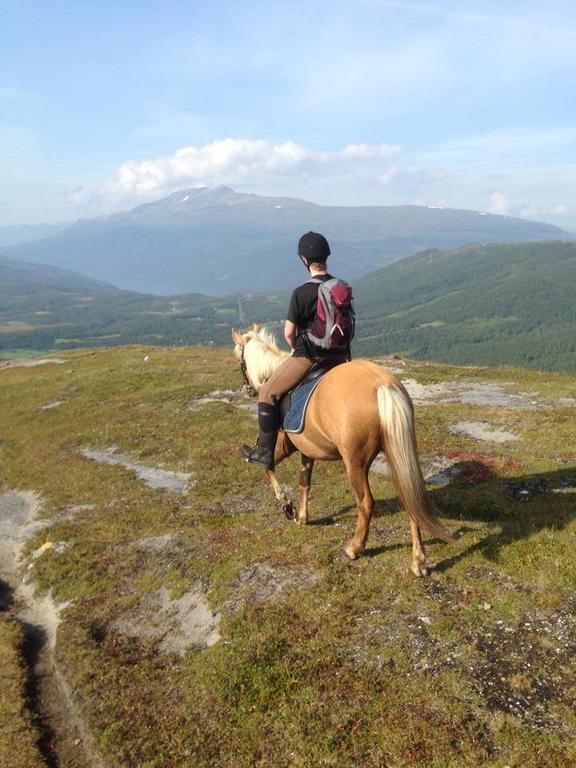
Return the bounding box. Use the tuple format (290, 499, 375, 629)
(240, 403, 280, 469)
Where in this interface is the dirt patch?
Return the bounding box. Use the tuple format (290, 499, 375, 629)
(208, 494, 263, 516)
(355, 576, 576, 735)
(0, 490, 102, 766)
(127, 534, 184, 554)
(402, 378, 544, 409)
(231, 562, 321, 610)
(81, 447, 194, 492)
(472, 600, 576, 731)
(51, 503, 97, 523)
(109, 585, 221, 654)
(449, 421, 520, 443)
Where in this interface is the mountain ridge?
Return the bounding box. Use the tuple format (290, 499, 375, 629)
(2, 187, 572, 296)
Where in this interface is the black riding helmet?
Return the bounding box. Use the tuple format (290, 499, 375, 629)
(298, 231, 330, 263)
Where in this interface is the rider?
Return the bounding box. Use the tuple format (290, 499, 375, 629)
(240, 231, 350, 469)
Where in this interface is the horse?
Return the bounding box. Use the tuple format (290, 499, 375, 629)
(232, 325, 455, 576)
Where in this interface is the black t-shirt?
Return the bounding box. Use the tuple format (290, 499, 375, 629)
(287, 274, 345, 358)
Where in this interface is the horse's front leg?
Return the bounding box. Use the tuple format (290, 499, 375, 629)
(297, 455, 314, 525)
(409, 518, 428, 577)
(266, 470, 294, 520)
(266, 431, 297, 520)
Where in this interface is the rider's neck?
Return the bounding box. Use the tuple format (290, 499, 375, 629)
(309, 265, 328, 277)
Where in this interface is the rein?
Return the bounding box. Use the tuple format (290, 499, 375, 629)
(239, 343, 258, 397)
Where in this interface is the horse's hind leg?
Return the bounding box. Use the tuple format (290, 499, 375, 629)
(409, 518, 428, 577)
(297, 455, 314, 525)
(343, 461, 374, 560)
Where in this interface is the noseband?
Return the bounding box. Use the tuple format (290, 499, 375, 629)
(239, 343, 258, 397)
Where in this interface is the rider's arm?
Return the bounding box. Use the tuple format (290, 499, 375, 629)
(284, 319, 297, 351)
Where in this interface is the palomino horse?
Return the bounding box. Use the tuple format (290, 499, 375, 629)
(232, 326, 454, 576)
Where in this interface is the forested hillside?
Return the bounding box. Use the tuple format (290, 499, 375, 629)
(352, 241, 576, 371)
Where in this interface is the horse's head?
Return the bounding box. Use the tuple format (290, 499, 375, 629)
(231, 324, 260, 361)
(232, 324, 261, 395)
(232, 324, 287, 395)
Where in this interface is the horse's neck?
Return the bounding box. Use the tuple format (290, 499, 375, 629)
(246, 340, 287, 391)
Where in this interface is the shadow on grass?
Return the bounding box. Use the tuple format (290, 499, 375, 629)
(271, 458, 576, 569)
(309, 461, 576, 567)
(420, 461, 576, 571)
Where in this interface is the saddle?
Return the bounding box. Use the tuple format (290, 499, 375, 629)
(279, 359, 342, 434)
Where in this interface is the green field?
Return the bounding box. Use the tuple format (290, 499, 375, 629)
(1, 346, 576, 766)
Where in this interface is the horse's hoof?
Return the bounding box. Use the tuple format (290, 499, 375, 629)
(410, 562, 429, 578)
(344, 545, 358, 560)
(283, 502, 295, 520)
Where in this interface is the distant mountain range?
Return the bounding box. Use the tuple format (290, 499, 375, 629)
(1, 186, 572, 296)
(2, 240, 576, 373)
(0, 222, 70, 248)
(0, 254, 117, 299)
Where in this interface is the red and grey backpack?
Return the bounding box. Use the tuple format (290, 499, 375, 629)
(305, 277, 355, 353)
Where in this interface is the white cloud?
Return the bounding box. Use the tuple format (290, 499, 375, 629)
(104, 138, 401, 201)
(486, 192, 510, 215)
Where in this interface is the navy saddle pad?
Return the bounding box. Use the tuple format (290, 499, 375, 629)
(280, 361, 339, 434)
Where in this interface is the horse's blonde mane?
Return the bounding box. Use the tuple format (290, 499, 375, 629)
(243, 327, 289, 391)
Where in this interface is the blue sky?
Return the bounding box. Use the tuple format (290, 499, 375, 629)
(2, 0, 576, 226)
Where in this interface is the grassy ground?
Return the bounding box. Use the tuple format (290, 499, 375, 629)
(0, 615, 45, 768)
(1, 346, 576, 767)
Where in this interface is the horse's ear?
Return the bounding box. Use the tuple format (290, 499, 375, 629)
(231, 328, 243, 345)
(252, 323, 260, 334)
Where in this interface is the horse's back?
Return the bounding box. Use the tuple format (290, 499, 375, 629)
(289, 359, 402, 460)
(319, 358, 400, 395)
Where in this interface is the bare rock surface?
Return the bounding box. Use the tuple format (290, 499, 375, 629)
(369, 453, 391, 476)
(110, 585, 221, 654)
(41, 399, 66, 410)
(187, 387, 259, 420)
(0, 357, 66, 369)
(186, 388, 249, 410)
(402, 378, 543, 409)
(449, 421, 520, 443)
(370, 453, 462, 486)
(81, 447, 194, 492)
(422, 455, 463, 485)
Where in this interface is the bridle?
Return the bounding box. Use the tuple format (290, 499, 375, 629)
(239, 342, 258, 397)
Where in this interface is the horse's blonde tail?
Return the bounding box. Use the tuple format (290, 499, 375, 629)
(377, 384, 454, 541)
